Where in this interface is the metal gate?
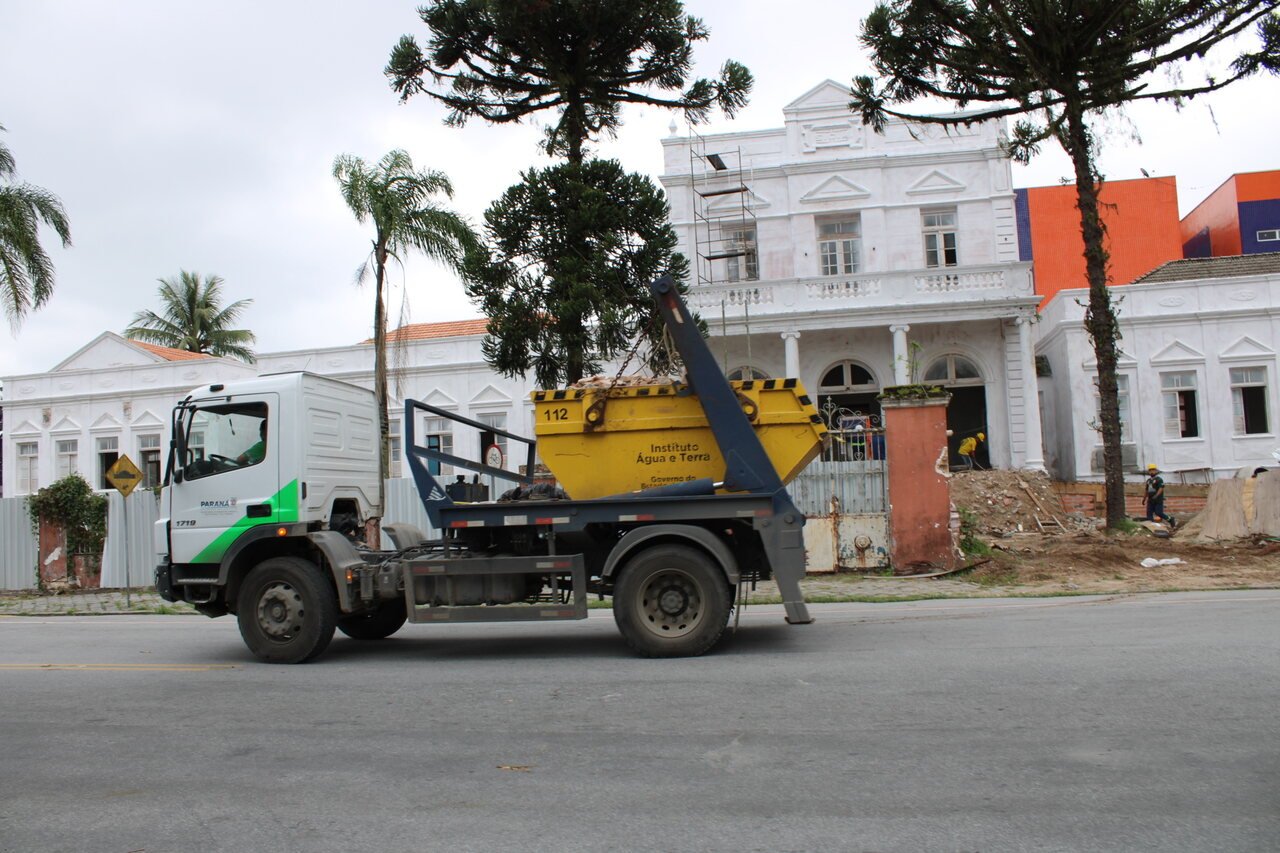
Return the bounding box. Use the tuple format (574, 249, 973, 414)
(790, 413, 890, 571)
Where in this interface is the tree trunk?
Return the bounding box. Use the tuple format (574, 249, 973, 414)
(1063, 104, 1126, 528)
(373, 242, 390, 526)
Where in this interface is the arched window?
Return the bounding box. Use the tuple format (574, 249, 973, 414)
(818, 360, 880, 425)
(924, 354, 983, 386)
(727, 366, 770, 381)
(819, 361, 877, 392)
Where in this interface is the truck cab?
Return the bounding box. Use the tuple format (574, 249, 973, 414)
(157, 373, 380, 617)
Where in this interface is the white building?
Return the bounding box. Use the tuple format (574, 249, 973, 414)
(1037, 253, 1280, 481)
(1, 320, 535, 498)
(3, 81, 1053, 497)
(658, 80, 1042, 470)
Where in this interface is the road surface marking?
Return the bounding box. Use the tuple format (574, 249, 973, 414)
(0, 663, 239, 671)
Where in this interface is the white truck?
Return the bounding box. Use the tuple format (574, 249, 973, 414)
(155, 277, 815, 662)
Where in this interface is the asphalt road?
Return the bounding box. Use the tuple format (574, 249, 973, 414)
(2, 591, 1278, 853)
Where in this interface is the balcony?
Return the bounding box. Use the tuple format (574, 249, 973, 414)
(684, 263, 1034, 319)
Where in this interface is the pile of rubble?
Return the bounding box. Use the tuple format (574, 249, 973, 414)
(567, 374, 679, 390)
(949, 469, 1084, 536)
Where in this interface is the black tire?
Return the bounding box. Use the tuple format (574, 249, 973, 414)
(337, 598, 407, 640)
(613, 544, 732, 658)
(237, 556, 338, 664)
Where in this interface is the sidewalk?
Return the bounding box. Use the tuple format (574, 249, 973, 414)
(0, 589, 196, 615)
(0, 574, 1010, 616)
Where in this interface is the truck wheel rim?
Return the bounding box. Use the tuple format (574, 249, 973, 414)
(256, 582, 305, 640)
(637, 569, 702, 638)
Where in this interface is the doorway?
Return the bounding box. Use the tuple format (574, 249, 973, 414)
(924, 354, 989, 468)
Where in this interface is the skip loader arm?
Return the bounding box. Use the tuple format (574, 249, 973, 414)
(649, 275, 813, 625)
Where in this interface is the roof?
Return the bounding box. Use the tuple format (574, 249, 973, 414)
(371, 318, 490, 344)
(1131, 253, 1280, 284)
(128, 340, 213, 361)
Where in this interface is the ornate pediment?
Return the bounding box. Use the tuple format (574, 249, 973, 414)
(905, 169, 966, 196)
(89, 412, 124, 432)
(419, 388, 458, 409)
(469, 384, 512, 406)
(800, 175, 871, 204)
(1219, 335, 1275, 362)
(1083, 348, 1137, 370)
(1149, 340, 1205, 365)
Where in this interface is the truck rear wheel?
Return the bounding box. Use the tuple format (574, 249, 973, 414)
(237, 556, 337, 664)
(337, 599, 407, 640)
(613, 544, 732, 657)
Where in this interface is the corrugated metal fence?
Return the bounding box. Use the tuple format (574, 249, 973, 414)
(0, 482, 437, 591)
(3, 454, 886, 589)
(381, 477, 437, 548)
(100, 491, 161, 588)
(0, 496, 37, 590)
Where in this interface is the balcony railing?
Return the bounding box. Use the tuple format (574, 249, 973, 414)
(685, 263, 1032, 316)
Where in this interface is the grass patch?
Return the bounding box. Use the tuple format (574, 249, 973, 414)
(1107, 518, 1143, 535)
(957, 507, 994, 558)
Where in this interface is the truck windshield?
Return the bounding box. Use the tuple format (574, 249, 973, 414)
(179, 402, 269, 480)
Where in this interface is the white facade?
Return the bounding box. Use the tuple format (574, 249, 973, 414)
(3, 81, 1055, 498)
(2, 334, 256, 497)
(1036, 254, 1280, 481)
(659, 81, 1042, 469)
(1, 329, 535, 498)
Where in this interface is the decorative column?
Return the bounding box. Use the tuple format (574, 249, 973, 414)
(1016, 315, 1046, 471)
(881, 393, 955, 572)
(781, 331, 801, 377)
(890, 324, 911, 385)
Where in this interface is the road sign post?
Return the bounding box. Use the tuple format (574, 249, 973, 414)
(484, 444, 504, 501)
(105, 455, 144, 608)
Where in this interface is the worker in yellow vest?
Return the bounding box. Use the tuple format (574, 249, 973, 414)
(958, 431, 984, 470)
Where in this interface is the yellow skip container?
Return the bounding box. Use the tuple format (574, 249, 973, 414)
(531, 379, 828, 499)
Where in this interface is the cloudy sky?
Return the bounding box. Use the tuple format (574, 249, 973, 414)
(2, 0, 1277, 378)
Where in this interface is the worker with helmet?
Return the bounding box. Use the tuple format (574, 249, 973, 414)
(1143, 463, 1176, 528)
(958, 431, 985, 470)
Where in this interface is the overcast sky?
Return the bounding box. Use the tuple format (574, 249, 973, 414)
(2, 0, 1277, 378)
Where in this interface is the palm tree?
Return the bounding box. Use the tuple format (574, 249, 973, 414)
(332, 150, 477, 511)
(125, 270, 256, 362)
(1, 123, 72, 329)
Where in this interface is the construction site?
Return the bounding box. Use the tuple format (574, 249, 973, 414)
(942, 467, 1280, 596)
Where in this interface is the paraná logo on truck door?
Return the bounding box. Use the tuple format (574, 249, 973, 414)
(106, 454, 144, 498)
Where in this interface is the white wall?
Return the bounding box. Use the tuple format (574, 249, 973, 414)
(1037, 269, 1280, 480)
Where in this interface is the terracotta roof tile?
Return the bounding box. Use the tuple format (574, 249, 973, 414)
(370, 318, 490, 344)
(1131, 252, 1280, 284)
(131, 341, 213, 361)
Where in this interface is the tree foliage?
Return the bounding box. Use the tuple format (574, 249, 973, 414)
(0, 123, 71, 330)
(465, 159, 689, 387)
(850, 0, 1280, 527)
(27, 473, 108, 556)
(126, 270, 257, 362)
(332, 150, 477, 505)
(386, 0, 752, 162)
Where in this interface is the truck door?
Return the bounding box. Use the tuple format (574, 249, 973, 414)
(170, 395, 281, 567)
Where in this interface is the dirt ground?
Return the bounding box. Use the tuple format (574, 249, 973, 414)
(950, 470, 1280, 595)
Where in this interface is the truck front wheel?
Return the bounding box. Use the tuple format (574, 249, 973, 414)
(613, 545, 732, 658)
(237, 557, 337, 664)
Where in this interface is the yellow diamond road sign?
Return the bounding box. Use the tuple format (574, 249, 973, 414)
(106, 454, 144, 497)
